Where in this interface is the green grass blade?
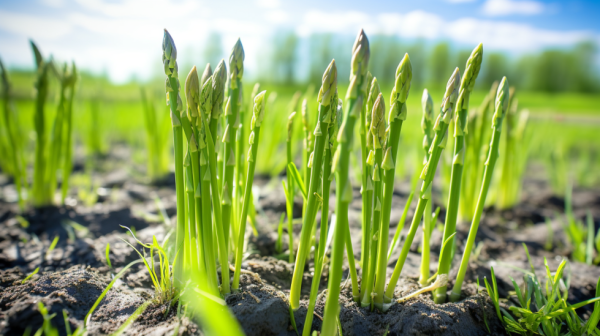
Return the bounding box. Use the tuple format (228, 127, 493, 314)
(112, 300, 152, 336)
(22, 267, 39, 284)
(287, 162, 306, 199)
(387, 192, 414, 260)
(105, 243, 112, 269)
(84, 259, 143, 327)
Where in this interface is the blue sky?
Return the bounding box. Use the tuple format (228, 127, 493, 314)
(0, 0, 598, 82)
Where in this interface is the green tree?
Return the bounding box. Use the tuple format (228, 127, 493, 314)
(429, 42, 451, 89)
(480, 52, 509, 89)
(270, 31, 298, 84)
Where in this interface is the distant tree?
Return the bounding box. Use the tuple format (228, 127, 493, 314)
(270, 31, 298, 84)
(571, 42, 598, 92)
(406, 40, 426, 89)
(480, 52, 509, 90)
(308, 34, 335, 84)
(530, 50, 571, 92)
(429, 42, 451, 89)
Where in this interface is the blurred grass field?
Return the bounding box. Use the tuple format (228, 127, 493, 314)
(3, 70, 600, 195)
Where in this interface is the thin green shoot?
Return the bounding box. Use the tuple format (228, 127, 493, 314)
(112, 300, 152, 336)
(287, 162, 307, 200)
(15, 215, 29, 228)
(36, 302, 58, 336)
(84, 258, 144, 327)
(22, 267, 40, 284)
(45, 236, 59, 260)
(182, 282, 245, 336)
(586, 211, 594, 265)
(120, 226, 178, 304)
(484, 245, 600, 335)
(276, 213, 285, 254)
(476, 277, 491, 333)
(289, 305, 299, 336)
(105, 244, 112, 269)
(388, 192, 414, 260)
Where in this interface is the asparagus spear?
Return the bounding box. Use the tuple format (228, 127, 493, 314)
(184, 66, 205, 278)
(360, 72, 375, 299)
(359, 71, 373, 282)
(290, 59, 338, 310)
(286, 110, 297, 263)
(449, 77, 510, 302)
(302, 92, 340, 336)
(434, 44, 483, 303)
(201, 63, 212, 88)
(199, 77, 230, 295)
(361, 90, 386, 308)
(232, 90, 267, 292)
(60, 62, 77, 204)
(31, 41, 51, 207)
(372, 54, 412, 310)
(384, 67, 461, 309)
(162, 29, 186, 283)
(223, 39, 244, 253)
(418, 89, 434, 286)
(321, 29, 369, 335)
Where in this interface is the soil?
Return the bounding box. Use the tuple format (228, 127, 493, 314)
(0, 148, 599, 335)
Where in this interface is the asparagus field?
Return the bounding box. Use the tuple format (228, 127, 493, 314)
(1, 28, 600, 336)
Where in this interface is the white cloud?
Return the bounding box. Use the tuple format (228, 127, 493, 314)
(297, 10, 372, 36)
(74, 0, 201, 19)
(298, 9, 592, 52)
(256, 0, 280, 9)
(265, 9, 290, 24)
(0, 10, 71, 40)
(0, 2, 594, 83)
(482, 0, 544, 16)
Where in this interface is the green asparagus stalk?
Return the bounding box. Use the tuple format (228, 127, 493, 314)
(418, 89, 434, 286)
(372, 54, 412, 310)
(162, 29, 186, 283)
(47, 63, 68, 203)
(60, 62, 77, 204)
(361, 91, 385, 308)
(449, 77, 510, 302)
(210, 60, 228, 245)
(384, 67, 461, 309)
(286, 110, 297, 263)
(290, 59, 338, 310)
(359, 72, 374, 298)
(359, 71, 373, 277)
(460, 81, 498, 221)
(434, 43, 483, 304)
(184, 152, 198, 272)
(184, 66, 205, 278)
(360, 75, 379, 306)
(302, 92, 341, 336)
(232, 90, 267, 292)
(198, 77, 230, 295)
(210, 60, 226, 145)
(321, 29, 369, 335)
(0, 59, 25, 209)
(31, 41, 51, 207)
(300, 98, 312, 209)
(223, 39, 244, 253)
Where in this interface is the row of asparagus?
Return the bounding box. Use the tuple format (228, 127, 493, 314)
(161, 28, 510, 334)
